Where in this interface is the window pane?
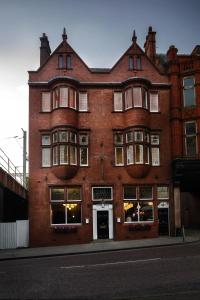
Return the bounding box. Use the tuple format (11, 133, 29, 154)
(70, 146, 77, 165)
(115, 133, 123, 144)
(69, 89, 76, 109)
(42, 148, 51, 167)
(139, 201, 153, 221)
(186, 136, 197, 156)
(114, 92, 123, 111)
(151, 135, 159, 145)
(152, 147, 160, 166)
(134, 131, 143, 142)
(67, 188, 81, 200)
(53, 89, 59, 109)
(144, 145, 150, 164)
(184, 88, 195, 107)
(183, 77, 194, 87)
(115, 147, 124, 165)
(70, 132, 77, 143)
(51, 203, 65, 224)
(150, 93, 158, 112)
(79, 134, 88, 145)
(53, 146, 58, 165)
(60, 145, 68, 164)
(129, 57, 134, 70)
(157, 187, 169, 199)
(135, 144, 143, 163)
(67, 203, 81, 224)
(67, 55, 72, 69)
(124, 186, 136, 200)
(53, 132, 58, 143)
(80, 147, 88, 165)
(51, 188, 65, 201)
(136, 56, 142, 69)
(124, 202, 138, 222)
(125, 89, 132, 109)
(127, 145, 134, 164)
(42, 135, 51, 146)
(140, 186, 152, 199)
(58, 55, 64, 68)
(185, 122, 196, 135)
(133, 87, 142, 107)
(42, 92, 51, 112)
(59, 131, 68, 142)
(126, 131, 133, 143)
(93, 187, 112, 200)
(79, 92, 88, 111)
(60, 87, 68, 107)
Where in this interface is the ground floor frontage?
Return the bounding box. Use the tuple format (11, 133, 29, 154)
(29, 183, 176, 247)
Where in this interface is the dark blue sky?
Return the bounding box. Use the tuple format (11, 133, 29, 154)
(0, 0, 199, 167)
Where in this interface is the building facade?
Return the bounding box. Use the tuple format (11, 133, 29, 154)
(29, 27, 200, 246)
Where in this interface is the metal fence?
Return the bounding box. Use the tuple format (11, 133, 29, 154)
(0, 147, 24, 186)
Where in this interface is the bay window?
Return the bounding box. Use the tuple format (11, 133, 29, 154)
(41, 129, 89, 167)
(124, 186, 154, 223)
(125, 87, 148, 110)
(50, 187, 81, 225)
(52, 86, 76, 109)
(114, 132, 124, 166)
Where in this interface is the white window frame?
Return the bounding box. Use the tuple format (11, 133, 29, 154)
(157, 186, 169, 200)
(135, 144, 143, 164)
(133, 87, 142, 107)
(127, 145, 134, 165)
(115, 147, 124, 166)
(80, 147, 88, 166)
(152, 147, 160, 166)
(125, 89, 132, 110)
(150, 93, 159, 112)
(79, 92, 88, 112)
(42, 148, 51, 167)
(114, 92, 123, 111)
(41, 92, 51, 112)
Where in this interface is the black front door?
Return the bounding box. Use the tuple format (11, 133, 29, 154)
(158, 208, 169, 235)
(97, 211, 109, 239)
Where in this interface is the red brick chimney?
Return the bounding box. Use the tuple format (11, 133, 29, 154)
(167, 45, 178, 62)
(144, 26, 156, 63)
(40, 33, 51, 67)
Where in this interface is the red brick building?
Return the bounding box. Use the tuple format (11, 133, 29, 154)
(28, 27, 200, 246)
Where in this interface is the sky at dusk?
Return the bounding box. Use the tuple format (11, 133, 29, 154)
(0, 0, 200, 174)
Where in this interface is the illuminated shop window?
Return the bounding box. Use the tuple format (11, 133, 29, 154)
(50, 187, 81, 225)
(123, 186, 153, 223)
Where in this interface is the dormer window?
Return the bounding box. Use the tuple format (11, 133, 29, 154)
(136, 56, 142, 69)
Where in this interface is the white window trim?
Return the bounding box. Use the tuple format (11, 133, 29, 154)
(51, 203, 82, 225)
(115, 147, 124, 166)
(157, 186, 169, 200)
(152, 147, 160, 166)
(92, 186, 113, 201)
(135, 144, 143, 164)
(124, 200, 154, 223)
(79, 92, 88, 112)
(150, 93, 159, 112)
(114, 92, 123, 112)
(42, 148, 51, 167)
(127, 145, 134, 165)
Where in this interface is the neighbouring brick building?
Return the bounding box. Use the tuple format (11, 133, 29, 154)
(29, 27, 200, 246)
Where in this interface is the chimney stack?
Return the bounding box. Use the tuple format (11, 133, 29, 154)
(144, 26, 156, 63)
(40, 33, 51, 67)
(167, 45, 178, 62)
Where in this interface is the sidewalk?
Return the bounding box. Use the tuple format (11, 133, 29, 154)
(0, 230, 200, 261)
